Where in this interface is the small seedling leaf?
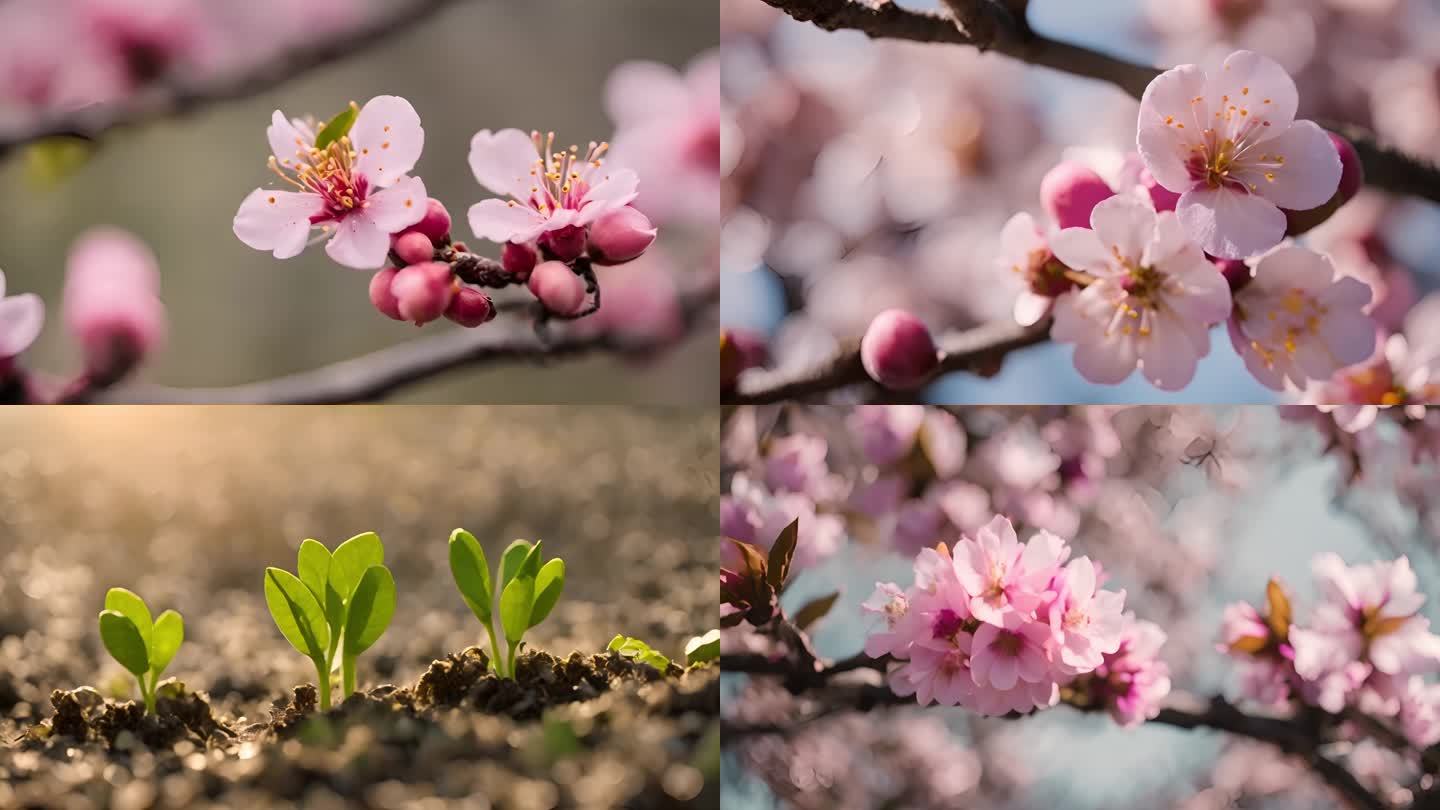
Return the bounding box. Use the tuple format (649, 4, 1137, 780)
(520, 541, 544, 579)
(607, 635, 669, 672)
(99, 611, 149, 676)
(766, 518, 800, 591)
(104, 588, 153, 646)
(529, 558, 565, 628)
(343, 565, 396, 657)
(499, 540, 533, 590)
(448, 529, 492, 624)
(264, 567, 330, 664)
(297, 539, 333, 604)
(312, 103, 358, 151)
(684, 630, 721, 666)
(330, 532, 384, 603)
(500, 575, 534, 644)
(792, 591, 841, 631)
(149, 610, 184, 676)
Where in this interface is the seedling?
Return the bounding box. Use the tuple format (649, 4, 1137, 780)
(608, 635, 671, 672)
(264, 532, 396, 711)
(448, 529, 565, 679)
(97, 588, 184, 714)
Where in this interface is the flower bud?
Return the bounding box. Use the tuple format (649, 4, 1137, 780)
(1040, 161, 1116, 230)
(720, 329, 769, 392)
(63, 228, 166, 380)
(369, 267, 404, 320)
(445, 287, 496, 328)
(860, 309, 939, 390)
(409, 198, 452, 244)
(527, 261, 587, 316)
(390, 261, 455, 325)
(538, 225, 587, 263)
(1285, 132, 1364, 236)
(1139, 167, 1181, 213)
(392, 231, 435, 266)
(588, 206, 657, 265)
(502, 241, 538, 281)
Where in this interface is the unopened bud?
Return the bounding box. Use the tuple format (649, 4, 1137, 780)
(588, 206, 657, 265)
(860, 309, 939, 390)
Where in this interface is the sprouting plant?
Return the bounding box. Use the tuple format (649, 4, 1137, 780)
(97, 588, 184, 715)
(684, 630, 720, 666)
(608, 635, 672, 672)
(263, 532, 396, 711)
(448, 529, 565, 679)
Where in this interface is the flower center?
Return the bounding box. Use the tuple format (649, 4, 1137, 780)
(1064, 608, 1089, 630)
(993, 630, 1024, 657)
(932, 608, 964, 639)
(269, 137, 369, 223)
(523, 131, 609, 216)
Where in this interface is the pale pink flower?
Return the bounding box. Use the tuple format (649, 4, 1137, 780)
(1228, 245, 1376, 391)
(1219, 600, 1272, 650)
(719, 473, 843, 572)
(848, 405, 926, 466)
(970, 612, 1053, 690)
(1050, 195, 1232, 390)
(891, 635, 978, 707)
(62, 228, 166, 375)
(764, 433, 839, 500)
(1094, 614, 1172, 726)
(953, 516, 1066, 624)
(1237, 655, 1294, 706)
(467, 129, 638, 245)
(0, 269, 44, 361)
(234, 96, 428, 269)
(1047, 557, 1127, 672)
(861, 582, 914, 658)
(78, 0, 210, 89)
(998, 212, 1072, 327)
(1398, 676, 1440, 747)
(1136, 50, 1341, 259)
(1308, 296, 1440, 428)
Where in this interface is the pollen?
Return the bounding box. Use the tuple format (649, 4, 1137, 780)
(1242, 87, 1250, 95)
(268, 196, 276, 204)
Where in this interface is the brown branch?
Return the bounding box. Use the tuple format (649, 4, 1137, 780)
(761, 0, 1440, 205)
(725, 316, 1052, 404)
(0, 0, 473, 160)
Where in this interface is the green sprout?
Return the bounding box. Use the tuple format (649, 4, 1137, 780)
(448, 529, 565, 679)
(97, 588, 184, 715)
(263, 532, 396, 711)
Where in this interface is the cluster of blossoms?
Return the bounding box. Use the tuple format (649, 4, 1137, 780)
(862, 515, 1171, 725)
(1222, 554, 1440, 746)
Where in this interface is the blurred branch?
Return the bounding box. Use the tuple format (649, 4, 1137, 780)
(725, 316, 1052, 404)
(0, 0, 472, 161)
(78, 273, 717, 404)
(761, 0, 1440, 205)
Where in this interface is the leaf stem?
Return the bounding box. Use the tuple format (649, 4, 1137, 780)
(341, 654, 356, 700)
(506, 640, 520, 680)
(141, 673, 156, 715)
(485, 623, 506, 678)
(316, 661, 332, 712)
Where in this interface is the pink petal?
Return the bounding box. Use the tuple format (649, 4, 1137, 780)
(364, 175, 428, 234)
(468, 198, 546, 243)
(685, 50, 720, 104)
(987, 652, 1019, 690)
(1048, 227, 1110, 274)
(1053, 284, 1139, 384)
(1239, 121, 1342, 211)
(1016, 644, 1050, 683)
(999, 211, 1045, 257)
(1231, 316, 1286, 391)
(1176, 186, 1286, 259)
(1138, 313, 1201, 390)
(1088, 195, 1155, 265)
(0, 293, 44, 357)
(351, 95, 424, 188)
(1139, 63, 1210, 133)
(324, 213, 391, 269)
(267, 110, 313, 171)
(1160, 250, 1232, 327)
(1136, 123, 1193, 193)
(577, 169, 640, 225)
(468, 128, 538, 200)
(1067, 557, 1096, 602)
(1013, 291, 1053, 327)
(604, 60, 689, 126)
(1141, 210, 1192, 267)
(233, 188, 323, 260)
(1208, 50, 1298, 142)
(1321, 310, 1378, 368)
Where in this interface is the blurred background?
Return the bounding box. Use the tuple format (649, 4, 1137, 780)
(0, 0, 717, 403)
(720, 0, 1440, 403)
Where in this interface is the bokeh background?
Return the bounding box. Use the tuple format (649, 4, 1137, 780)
(720, 0, 1440, 403)
(0, 0, 716, 403)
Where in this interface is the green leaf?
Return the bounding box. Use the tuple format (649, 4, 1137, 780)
(500, 575, 534, 645)
(520, 541, 544, 579)
(792, 591, 841, 631)
(297, 539, 332, 604)
(448, 529, 492, 624)
(312, 103, 359, 151)
(330, 532, 384, 603)
(149, 610, 184, 676)
(607, 635, 669, 672)
(99, 611, 149, 676)
(766, 518, 800, 591)
(684, 630, 721, 666)
(499, 540, 533, 589)
(264, 567, 330, 664)
(104, 588, 153, 646)
(23, 137, 93, 189)
(343, 566, 396, 658)
(529, 558, 565, 628)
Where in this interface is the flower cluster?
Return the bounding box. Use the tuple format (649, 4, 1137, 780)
(863, 515, 1169, 724)
(1221, 554, 1440, 746)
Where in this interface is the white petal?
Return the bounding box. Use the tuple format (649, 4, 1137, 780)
(1136, 123, 1194, 194)
(324, 213, 392, 269)
(1014, 291, 1054, 326)
(469, 128, 539, 200)
(233, 188, 323, 260)
(0, 293, 44, 357)
(1237, 121, 1342, 211)
(364, 176, 428, 234)
(1208, 50, 1298, 143)
(1139, 313, 1200, 390)
(267, 110, 313, 171)
(577, 169, 640, 224)
(467, 198, 546, 243)
(1053, 285, 1139, 384)
(1176, 186, 1286, 259)
(1000, 212, 1046, 258)
(1142, 210, 1193, 267)
(351, 96, 425, 188)
(1089, 194, 1156, 265)
(1139, 63, 1210, 132)
(1049, 227, 1111, 273)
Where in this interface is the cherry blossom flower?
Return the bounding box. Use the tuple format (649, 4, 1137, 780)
(953, 515, 1066, 624)
(720, 473, 844, 572)
(970, 612, 1053, 691)
(1047, 556, 1127, 672)
(997, 212, 1073, 327)
(1091, 614, 1172, 726)
(234, 96, 429, 269)
(1308, 295, 1440, 428)
(63, 228, 166, 376)
(0, 269, 44, 362)
(1228, 244, 1376, 391)
(892, 636, 978, 707)
(848, 405, 926, 466)
(862, 582, 914, 658)
(1049, 195, 1232, 390)
(467, 129, 638, 245)
(1137, 50, 1341, 259)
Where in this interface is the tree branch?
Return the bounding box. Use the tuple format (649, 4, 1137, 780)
(0, 0, 473, 160)
(760, 0, 1440, 205)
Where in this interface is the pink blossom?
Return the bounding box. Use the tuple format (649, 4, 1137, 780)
(62, 228, 166, 377)
(848, 406, 926, 466)
(0, 269, 44, 362)
(1398, 676, 1440, 747)
(1039, 161, 1116, 230)
(1228, 245, 1376, 391)
(1047, 556, 1127, 672)
(861, 582, 914, 658)
(997, 212, 1073, 327)
(892, 636, 978, 707)
(467, 129, 638, 245)
(78, 0, 209, 89)
(720, 473, 843, 572)
(234, 96, 428, 269)
(1093, 615, 1172, 726)
(1308, 295, 1440, 428)
(1049, 195, 1232, 390)
(1136, 50, 1341, 259)
(952, 515, 1066, 624)
(764, 434, 837, 500)
(970, 612, 1053, 690)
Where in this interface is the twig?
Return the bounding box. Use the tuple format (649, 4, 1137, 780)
(0, 0, 473, 160)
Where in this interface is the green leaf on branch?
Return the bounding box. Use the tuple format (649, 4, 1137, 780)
(148, 610, 185, 676)
(343, 565, 396, 658)
(99, 611, 149, 676)
(264, 567, 330, 665)
(312, 103, 359, 151)
(448, 529, 493, 624)
(608, 635, 670, 672)
(792, 591, 841, 631)
(684, 630, 721, 666)
(529, 558, 565, 628)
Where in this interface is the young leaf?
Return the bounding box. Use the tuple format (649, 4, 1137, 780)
(343, 565, 396, 658)
(500, 575, 535, 645)
(607, 635, 670, 671)
(520, 541, 544, 579)
(104, 588, 153, 645)
(792, 591, 841, 631)
(529, 558, 565, 628)
(766, 518, 800, 591)
(149, 610, 184, 676)
(1265, 578, 1292, 639)
(297, 539, 333, 604)
(264, 567, 330, 664)
(728, 539, 768, 583)
(312, 103, 359, 151)
(449, 529, 492, 624)
(99, 611, 149, 676)
(684, 630, 721, 666)
(330, 532, 385, 603)
(499, 540, 533, 590)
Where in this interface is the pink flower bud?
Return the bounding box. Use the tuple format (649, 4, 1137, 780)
(390, 262, 455, 325)
(860, 309, 939, 390)
(538, 225, 587, 263)
(1040, 161, 1116, 230)
(1285, 132, 1365, 236)
(445, 287, 496, 328)
(588, 205, 657, 265)
(409, 198, 452, 244)
(63, 227, 166, 379)
(369, 267, 403, 321)
(392, 231, 435, 266)
(502, 241, 538, 281)
(527, 261, 587, 316)
(1140, 167, 1181, 213)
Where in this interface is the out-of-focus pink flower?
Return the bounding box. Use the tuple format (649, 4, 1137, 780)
(606, 51, 720, 227)
(1398, 676, 1440, 747)
(0, 269, 45, 364)
(849, 405, 926, 467)
(1308, 296, 1440, 429)
(720, 473, 843, 573)
(1136, 50, 1340, 259)
(764, 433, 836, 500)
(576, 251, 683, 345)
(78, 0, 209, 89)
(234, 96, 428, 269)
(1092, 614, 1172, 726)
(62, 227, 166, 378)
(997, 212, 1073, 327)
(1040, 161, 1116, 230)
